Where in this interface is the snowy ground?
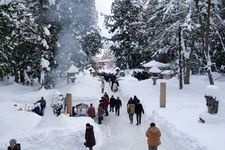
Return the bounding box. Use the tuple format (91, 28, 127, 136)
(0, 70, 225, 150)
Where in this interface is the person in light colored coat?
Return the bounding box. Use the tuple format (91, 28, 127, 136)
(145, 122, 161, 150)
(87, 103, 95, 119)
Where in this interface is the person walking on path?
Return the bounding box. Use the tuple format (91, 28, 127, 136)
(102, 96, 109, 116)
(87, 103, 95, 119)
(127, 97, 134, 106)
(97, 101, 104, 124)
(145, 122, 161, 150)
(104, 92, 109, 99)
(8, 139, 21, 150)
(101, 79, 105, 93)
(135, 100, 144, 125)
(115, 96, 122, 116)
(85, 123, 96, 150)
(109, 95, 116, 112)
(34, 96, 46, 116)
(133, 95, 140, 104)
(127, 98, 135, 124)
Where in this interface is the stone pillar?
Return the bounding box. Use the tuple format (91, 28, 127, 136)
(66, 93, 72, 116)
(160, 82, 166, 107)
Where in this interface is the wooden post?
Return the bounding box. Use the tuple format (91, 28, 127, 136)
(66, 93, 72, 116)
(160, 82, 166, 107)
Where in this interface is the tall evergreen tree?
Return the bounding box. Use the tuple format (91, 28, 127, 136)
(0, 0, 57, 84)
(106, 0, 147, 69)
(46, 0, 101, 74)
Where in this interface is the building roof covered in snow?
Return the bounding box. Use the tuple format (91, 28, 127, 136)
(149, 66, 161, 73)
(67, 64, 79, 73)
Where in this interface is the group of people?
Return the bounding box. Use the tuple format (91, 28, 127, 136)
(85, 93, 160, 149)
(100, 76, 120, 93)
(83, 121, 161, 150)
(8, 121, 161, 150)
(86, 93, 145, 126)
(86, 92, 122, 124)
(127, 95, 145, 125)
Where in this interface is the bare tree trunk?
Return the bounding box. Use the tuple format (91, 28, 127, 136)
(205, 0, 214, 85)
(178, 26, 183, 89)
(184, 38, 195, 84)
(195, 0, 214, 85)
(14, 68, 19, 83)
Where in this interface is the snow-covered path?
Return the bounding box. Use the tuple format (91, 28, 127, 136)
(0, 73, 211, 150)
(95, 85, 147, 150)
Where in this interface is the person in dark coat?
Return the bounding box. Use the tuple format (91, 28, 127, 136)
(97, 101, 104, 124)
(32, 105, 41, 116)
(135, 100, 144, 125)
(8, 139, 21, 150)
(133, 95, 140, 104)
(109, 95, 116, 112)
(127, 97, 134, 106)
(114, 96, 122, 116)
(85, 123, 96, 150)
(34, 96, 46, 116)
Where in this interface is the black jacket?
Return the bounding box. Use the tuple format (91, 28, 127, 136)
(115, 99, 122, 108)
(85, 125, 96, 147)
(110, 97, 116, 106)
(135, 103, 144, 114)
(8, 144, 21, 150)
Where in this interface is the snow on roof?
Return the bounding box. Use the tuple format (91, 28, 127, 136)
(149, 66, 161, 73)
(67, 65, 79, 73)
(143, 60, 169, 68)
(205, 85, 220, 100)
(115, 67, 120, 71)
(161, 70, 174, 74)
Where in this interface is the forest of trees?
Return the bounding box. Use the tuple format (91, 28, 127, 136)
(0, 0, 225, 87)
(0, 0, 101, 86)
(106, 0, 225, 85)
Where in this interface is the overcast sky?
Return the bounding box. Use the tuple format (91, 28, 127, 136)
(95, 0, 114, 38)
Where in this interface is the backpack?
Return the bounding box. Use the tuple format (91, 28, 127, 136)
(127, 104, 135, 113)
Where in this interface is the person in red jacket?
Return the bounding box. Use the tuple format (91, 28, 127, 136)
(145, 122, 161, 150)
(87, 103, 95, 119)
(102, 96, 109, 116)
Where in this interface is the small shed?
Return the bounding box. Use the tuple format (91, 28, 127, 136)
(67, 64, 79, 84)
(74, 103, 89, 116)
